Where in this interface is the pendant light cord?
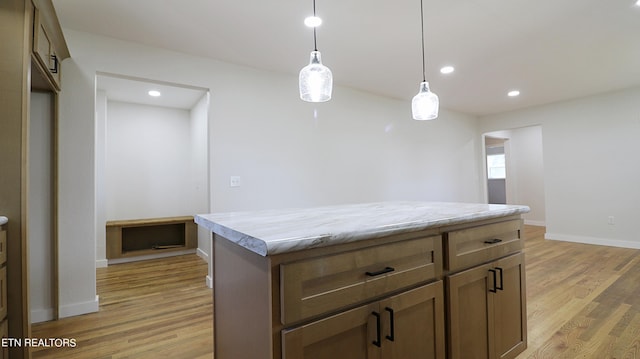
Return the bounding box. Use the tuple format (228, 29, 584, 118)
(313, 0, 318, 51)
(420, 0, 426, 82)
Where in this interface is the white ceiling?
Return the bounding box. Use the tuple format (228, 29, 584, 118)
(97, 73, 207, 110)
(53, 0, 640, 116)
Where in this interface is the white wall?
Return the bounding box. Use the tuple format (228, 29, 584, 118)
(105, 101, 194, 219)
(58, 57, 99, 318)
(29, 92, 55, 323)
(480, 87, 640, 248)
(190, 94, 212, 265)
(508, 126, 545, 225)
(95, 90, 107, 267)
(210, 88, 483, 211)
(58, 29, 483, 316)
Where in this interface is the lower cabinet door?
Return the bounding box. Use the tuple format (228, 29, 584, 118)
(447, 262, 494, 359)
(447, 253, 527, 359)
(493, 253, 527, 359)
(380, 281, 445, 359)
(282, 281, 445, 359)
(282, 302, 382, 359)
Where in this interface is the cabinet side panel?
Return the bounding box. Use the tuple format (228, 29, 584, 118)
(0, 1, 32, 357)
(214, 235, 272, 359)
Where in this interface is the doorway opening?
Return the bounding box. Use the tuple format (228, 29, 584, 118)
(485, 137, 507, 204)
(482, 126, 546, 226)
(95, 73, 211, 268)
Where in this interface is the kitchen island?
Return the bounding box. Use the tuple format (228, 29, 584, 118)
(196, 201, 530, 359)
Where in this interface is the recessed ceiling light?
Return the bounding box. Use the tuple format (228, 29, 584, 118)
(636, 0, 640, 6)
(440, 66, 455, 74)
(304, 16, 322, 27)
(148, 90, 161, 97)
(507, 90, 520, 97)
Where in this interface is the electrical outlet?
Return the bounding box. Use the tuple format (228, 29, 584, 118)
(608, 216, 615, 225)
(230, 176, 241, 187)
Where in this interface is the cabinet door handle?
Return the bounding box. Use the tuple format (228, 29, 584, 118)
(488, 269, 497, 293)
(484, 238, 502, 244)
(372, 311, 382, 347)
(366, 266, 395, 277)
(495, 267, 504, 291)
(385, 307, 395, 342)
(50, 55, 59, 74)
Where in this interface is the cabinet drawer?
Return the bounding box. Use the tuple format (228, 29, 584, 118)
(281, 235, 442, 325)
(445, 219, 522, 272)
(0, 229, 5, 265)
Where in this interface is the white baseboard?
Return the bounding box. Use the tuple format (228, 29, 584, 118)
(196, 247, 209, 263)
(58, 295, 99, 319)
(197, 248, 212, 288)
(524, 220, 545, 227)
(31, 308, 55, 324)
(545, 232, 640, 250)
(107, 249, 196, 265)
(95, 258, 108, 268)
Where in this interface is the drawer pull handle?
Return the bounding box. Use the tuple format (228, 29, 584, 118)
(50, 55, 59, 74)
(372, 311, 382, 347)
(385, 307, 395, 342)
(366, 266, 395, 277)
(496, 267, 504, 291)
(484, 238, 502, 244)
(489, 269, 498, 293)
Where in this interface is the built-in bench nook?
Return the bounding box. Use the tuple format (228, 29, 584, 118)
(106, 216, 197, 261)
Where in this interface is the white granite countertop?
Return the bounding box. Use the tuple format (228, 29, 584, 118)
(0, 216, 7, 226)
(195, 201, 530, 257)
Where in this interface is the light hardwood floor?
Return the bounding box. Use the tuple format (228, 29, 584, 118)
(519, 225, 640, 358)
(31, 254, 213, 358)
(31, 226, 640, 358)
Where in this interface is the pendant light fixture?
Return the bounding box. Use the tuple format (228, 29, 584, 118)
(299, 0, 333, 102)
(412, 0, 439, 120)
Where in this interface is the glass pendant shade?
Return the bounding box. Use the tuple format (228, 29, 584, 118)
(412, 81, 439, 120)
(299, 51, 333, 102)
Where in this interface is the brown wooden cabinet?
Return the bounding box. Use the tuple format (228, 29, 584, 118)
(282, 281, 445, 359)
(379, 281, 445, 359)
(280, 234, 442, 325)
(106, 216, 197, 260)
(447, 252, 527, 359)
(282, 301, 380, 359)
(0, 223, 7, 359)
(212, 229, 445, 359)
(209, 215, 526, 359)
(493, 253, 527, 359)
(31, 1, 68, 91)
(1, 1, 69, 356)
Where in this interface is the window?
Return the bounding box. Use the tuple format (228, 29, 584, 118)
(487, 154, 506, 179)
